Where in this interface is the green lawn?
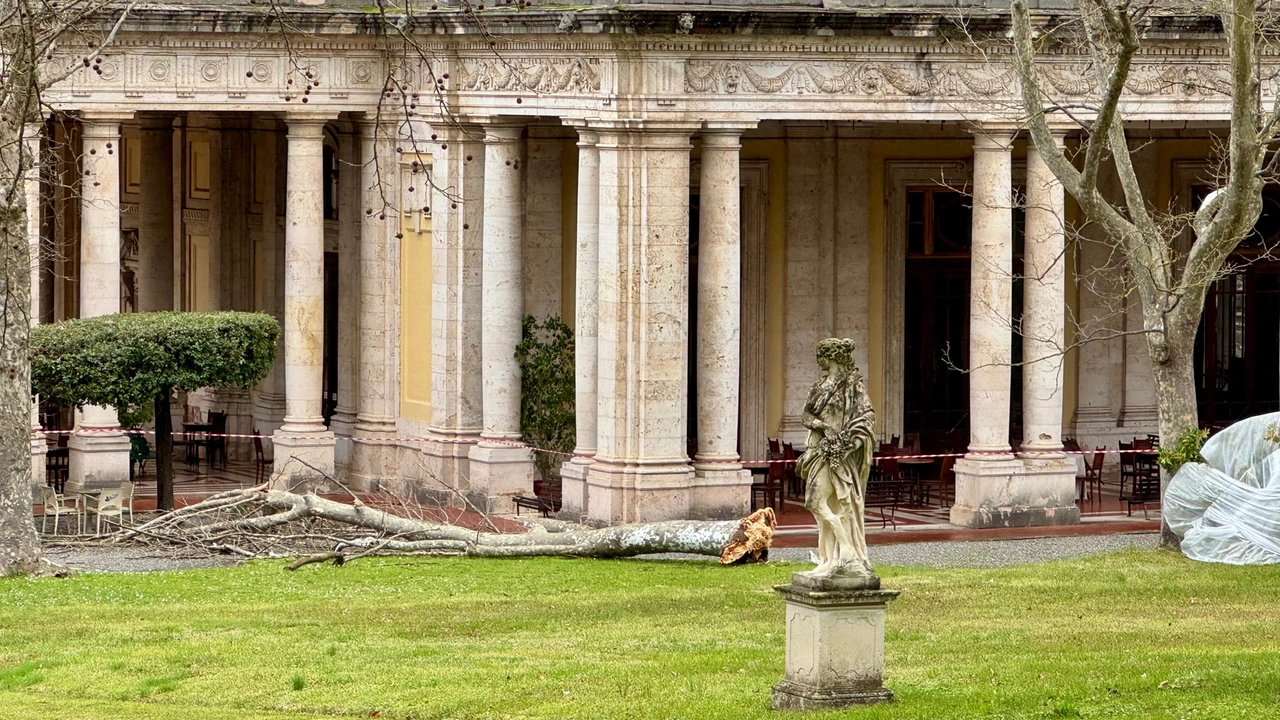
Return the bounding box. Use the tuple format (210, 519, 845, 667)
(1, 549, 1278, 719)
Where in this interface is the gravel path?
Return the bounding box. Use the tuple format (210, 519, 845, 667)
(639, 532, 1162, 568)
(43, 545, 242, 573)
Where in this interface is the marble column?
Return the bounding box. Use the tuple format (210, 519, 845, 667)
(25, 125, 46, 491)
(586, 123, 697, 524)
(67, 114, 132, 492)
(425, 123, 485, 493)
(138, 116, 174, 312)
(272, 114, 337, 487)
(1016, 128, 1081, 524)
(559, 125, 599, 521)
(352, 119, 400, 490)
(466, 121, 536, 511)
(692, 129, 751, 518)
(951, 128, 1078, 528)
(331, 125, 361, 466)
(1022, 131, 1068, 455)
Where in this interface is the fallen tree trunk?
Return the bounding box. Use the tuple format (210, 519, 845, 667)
(121, 486, 776, 565)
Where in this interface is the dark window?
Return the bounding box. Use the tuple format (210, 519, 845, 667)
(323, 145, 339, 221)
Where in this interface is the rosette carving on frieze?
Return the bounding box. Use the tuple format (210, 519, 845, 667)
(455, 57, 600, 94)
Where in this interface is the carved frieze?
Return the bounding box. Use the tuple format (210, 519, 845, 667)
(684, 60, 1014, 96)
(685, 59, 1236, 99)
(455, 57, 600, 94)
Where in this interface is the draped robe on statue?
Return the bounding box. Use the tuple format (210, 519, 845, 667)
(798, 368, 876, 571)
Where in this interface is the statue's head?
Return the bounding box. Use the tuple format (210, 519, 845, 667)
(816, 338, 857, 372)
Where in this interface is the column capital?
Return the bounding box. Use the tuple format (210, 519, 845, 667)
(285, 111, 338, 134)
(482, 122, 525, 144)
(969, 123, 1018, 150)
(80, 110, 133, 125)
(564, 117, 601, 146)
(701, 129, 745, 149)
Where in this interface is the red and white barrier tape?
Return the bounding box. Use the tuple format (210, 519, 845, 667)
(33, 427, 1156, 465)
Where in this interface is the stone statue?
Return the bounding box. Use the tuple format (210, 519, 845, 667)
(796, 338, 878, 586)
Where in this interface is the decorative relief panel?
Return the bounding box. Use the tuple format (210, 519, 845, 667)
(685, 59, 1237, 99)
(455, 57, 600, 93)
(684, 60, 1013, 96)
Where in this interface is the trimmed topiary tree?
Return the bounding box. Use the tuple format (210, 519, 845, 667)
(31, 311, 279, 510)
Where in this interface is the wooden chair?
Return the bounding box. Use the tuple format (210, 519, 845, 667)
(1118, 441, 1136, 499)
(782, 443, 802, 497)
(751, 462, 785, 513)
(767, 438, 782, 460)
(204, 411, 228, 469)
(919, 455, 955, 508)
(903, 432, 922, 456)
(1078, 447, 1105, 503)
(253, 431, 272, 483)
(1122, 454, 1161, 519)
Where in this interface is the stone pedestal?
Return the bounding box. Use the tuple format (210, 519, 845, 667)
(772, 579, 899, 711)
(950, 456, 1080, 528)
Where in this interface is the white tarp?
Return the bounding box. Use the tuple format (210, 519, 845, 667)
(1165, 412, 1280, 564)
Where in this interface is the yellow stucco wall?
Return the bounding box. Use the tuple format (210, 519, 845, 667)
(400, 209, 433, 423)
(739, 140, 789, 437)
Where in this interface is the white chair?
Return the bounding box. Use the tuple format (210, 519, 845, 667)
(118, 481, 135, 523)
(38, 486, 82, 535)
(88, 488, 125, 534)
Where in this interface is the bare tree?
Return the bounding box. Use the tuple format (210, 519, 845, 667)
(0, 0, 133, 575)
(1009, 0, 1275, 543)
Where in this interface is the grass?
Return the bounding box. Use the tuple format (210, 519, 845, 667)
(1, 548, 1279, 719)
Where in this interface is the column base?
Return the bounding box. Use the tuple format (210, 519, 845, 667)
(949, 456, 1081, 529)
(350, 435, 396, 492)
(466, 442, 536, 515)
(584, 460, 696, 525)
(67, 430, 131, 493)
(272, 428, 336, 491)
(419, 432, 478, 502)
(772, 584, 899, 711)
(691, 463, 752, 520)
(558, 457, 591, 522)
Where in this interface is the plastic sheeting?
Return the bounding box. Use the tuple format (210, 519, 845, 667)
(1165, 411, 1280, 564)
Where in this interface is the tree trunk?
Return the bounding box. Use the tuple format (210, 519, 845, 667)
(0, 137, 42, 576)
(1150, 340, 1199, 548)
(131, 489, 777, 563)
(154, 389, 174, 511)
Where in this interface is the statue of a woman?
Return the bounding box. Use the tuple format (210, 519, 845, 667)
(797, 338, 877, 581)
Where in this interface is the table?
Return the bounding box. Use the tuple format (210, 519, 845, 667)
(896, 457, 936, 505)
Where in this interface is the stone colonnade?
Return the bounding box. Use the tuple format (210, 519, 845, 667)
(35, 111, 402, 491)
(35, 109, 1079, 528)
(427, 118, 753, 523)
